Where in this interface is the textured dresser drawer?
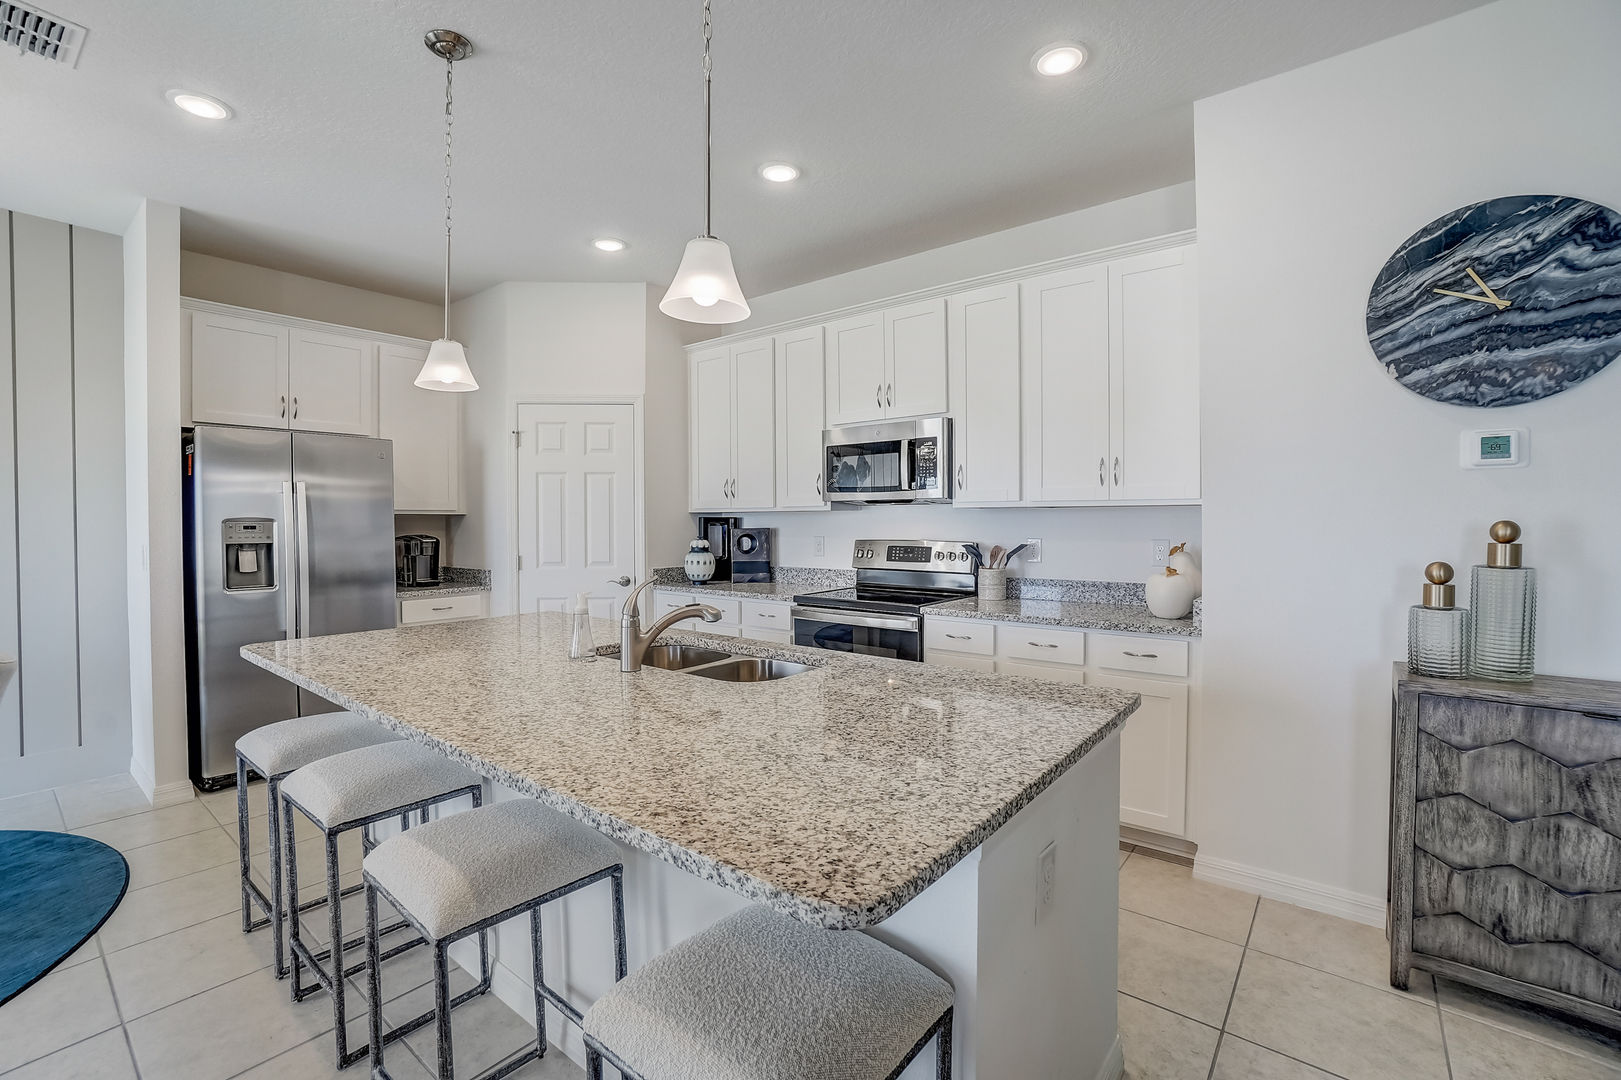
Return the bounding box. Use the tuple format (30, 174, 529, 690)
(1089, 634, 1188, 677)
(999, 625, 1086, 665)
(400, 593, 486, 624)
(925, 618, 994, 656)
(741, 600, 792, 631)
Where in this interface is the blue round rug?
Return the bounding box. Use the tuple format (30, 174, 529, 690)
(0, 830, 128, 1005)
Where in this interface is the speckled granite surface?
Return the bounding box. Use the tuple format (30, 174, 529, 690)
(925, 596, 1199, 637)
(1010, 578, 1146, 604)
(241, 612, 1138, 929)
(653, 566, 855, 595)
(397, 566, 492, 601)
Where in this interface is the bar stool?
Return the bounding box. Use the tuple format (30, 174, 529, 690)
(280, 740, 485, 1068)
(583, 905, 954, 1080)
(362, 799, 628, 1080)
(234, 710, 400, 978)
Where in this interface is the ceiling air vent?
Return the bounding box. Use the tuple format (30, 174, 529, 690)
(1, 3, 87, 67)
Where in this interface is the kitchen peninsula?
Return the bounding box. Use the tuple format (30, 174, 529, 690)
(242, 612, 1140, 1079)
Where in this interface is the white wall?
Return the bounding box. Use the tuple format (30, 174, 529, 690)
(180, 251, 443, 341)
(124, 200, 189, 802)
(643, 286, 701, 570)
(1193, 0, 1621, 914)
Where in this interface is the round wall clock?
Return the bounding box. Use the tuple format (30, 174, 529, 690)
(1366, 194, 1621, 407)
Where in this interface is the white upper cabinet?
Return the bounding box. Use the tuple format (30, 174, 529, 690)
(191, 311, 291, 428)
(288, 328, 376, 435)
(378, 343, 462, 513)
(824, 312, 886, 426)
(948, 283, 1021, 505)
(1022, 265, 1111, 503)
(688, 338, 777, 513)
(775, 326, 827, 509)
(884, 297, 948, 418)
(1109, 246, 1200, 501)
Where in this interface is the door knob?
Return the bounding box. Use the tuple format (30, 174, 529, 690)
(606, 576, 632, 587)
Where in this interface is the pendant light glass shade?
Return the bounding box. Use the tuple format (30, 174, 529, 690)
(415, 338, 479, 391)
(659, 236, 751, 324)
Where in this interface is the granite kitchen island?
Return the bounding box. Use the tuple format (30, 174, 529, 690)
(243, 612, 1138, 1079)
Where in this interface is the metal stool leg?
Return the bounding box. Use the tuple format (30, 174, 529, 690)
(937, 1008, 953, 1079)
(324, 831, 357, 1067)
(530, 907, 547, 1057)
(236, 756, 254, 934)
(434, 941, 456, 1080)
(366, 882, 387, 1079)
(585, 1048, 604, 1080)
(610, 869, 627, 981)
(283, 797, 303, 996)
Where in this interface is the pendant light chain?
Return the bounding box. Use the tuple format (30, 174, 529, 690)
(442, 54, 455, 339)
(702, 0, 713, 239)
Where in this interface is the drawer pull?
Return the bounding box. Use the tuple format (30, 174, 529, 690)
(1028, 641, 1059, 648)
(1123, 650, 1158, 659)
(945, 633, 972, 640)
(432, 606, 454, 612)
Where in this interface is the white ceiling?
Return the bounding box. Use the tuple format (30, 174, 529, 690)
(0, 0, 1486, 303)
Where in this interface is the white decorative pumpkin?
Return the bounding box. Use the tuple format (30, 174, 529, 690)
(684, 539, 717, 583)
(1167, 542, 1202, 597)
(1146, 567, 1196, 619)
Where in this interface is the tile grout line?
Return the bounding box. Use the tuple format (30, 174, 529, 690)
(97, 948, 145, 1080)
(1203, 897, 1259, 1080)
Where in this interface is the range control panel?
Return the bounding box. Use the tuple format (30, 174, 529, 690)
(851, 539, 978, 570)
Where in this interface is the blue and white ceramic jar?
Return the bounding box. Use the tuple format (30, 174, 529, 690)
(684, 538, 717, 584)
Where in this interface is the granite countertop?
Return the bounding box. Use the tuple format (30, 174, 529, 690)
(397, 583, 491, 600)
(657, 580, 805, 601)
(925, 596, 1200, 637)
(241, 612, 1138, 929)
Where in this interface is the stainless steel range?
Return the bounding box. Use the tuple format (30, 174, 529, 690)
(792, 539, 978, 662)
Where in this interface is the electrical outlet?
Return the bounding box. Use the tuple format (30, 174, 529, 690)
(1023, 538, 1042, 564)
(1036, 841, 1057, 921)
(1150, 539, 1171, 566)
(813, 535, 825, 557)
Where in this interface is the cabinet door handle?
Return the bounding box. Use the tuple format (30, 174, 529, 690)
(1028, 641, 1059, 648)
(431, 605, 454, 612)
(815, 472, 822, 498)
(1113, 457, 1120, 486)
(956, 464, 964, 491)
(1099, 456, 1105, 487)
(886, 383, 893, 407)
(281, 395, 287, 419)
(1123, 651, 1159, 659)
(876, 384, 883, 409)
(292, 396, 299, 420)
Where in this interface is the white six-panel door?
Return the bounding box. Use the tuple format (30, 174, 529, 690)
(516, 403, 638, 621)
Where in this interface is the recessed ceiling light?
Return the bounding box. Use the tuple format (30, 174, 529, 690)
(166, 89, 233, 120)
(1032, 44, 1086, 77)
(592, 237, 628, 252)
(758, 162, 800, 183)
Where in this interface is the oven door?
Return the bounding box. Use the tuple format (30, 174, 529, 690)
(791, 607, 922, 662)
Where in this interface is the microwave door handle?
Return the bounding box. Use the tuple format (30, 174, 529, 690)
(295, 480, 311, 639)
(281, 481, 297, 639)
(899, 439, 912, 493)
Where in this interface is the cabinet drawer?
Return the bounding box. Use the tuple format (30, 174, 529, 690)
(658, 591, 741, 626)
(1000, 625, 1086, 665)
(400, 593, 486, 624)
(741, 600, 792, 631)
(929, 651, 997, 674)
(1090, 634, 1188, 677)
(925, 618, 994, 656)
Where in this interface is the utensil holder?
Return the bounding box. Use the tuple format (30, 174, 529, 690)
(978, 568, 1008, 601)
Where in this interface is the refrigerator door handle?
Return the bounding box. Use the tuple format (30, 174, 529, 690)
(281, 481, 297, 639)
(295, 480, 312, 639)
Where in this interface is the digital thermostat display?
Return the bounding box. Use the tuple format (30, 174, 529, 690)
(1460, 429, 1526, 468)
(1479, 435, 1512, 460)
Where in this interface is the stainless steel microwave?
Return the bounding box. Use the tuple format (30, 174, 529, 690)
(823, 418, 952, 504)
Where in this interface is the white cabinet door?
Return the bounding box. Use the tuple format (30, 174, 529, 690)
(689, 346, 734, 511)
(885, 297, 947, 418)
(948, 284, 1021, 505)
(1022, 265, 1110, 503)
(379, 343, 461, 513)
(775, 326, 827, 509)
(1109, 245, 1200, 501)
(1093, 673, 1189, 836)
(998, 658, 1086, 683)
(825, 312, 886, 426)
(191, 312, 290, 428)
(289, 329, 376, 435)
(730, 339, 777, 510)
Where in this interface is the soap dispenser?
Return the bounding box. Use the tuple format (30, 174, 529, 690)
(569, 592, 597, 661)
(1469, 520, 1536, 681)
(1407, 562, 1470, 678)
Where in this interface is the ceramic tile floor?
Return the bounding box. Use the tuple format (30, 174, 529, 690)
(4, 776, 1620, 1079)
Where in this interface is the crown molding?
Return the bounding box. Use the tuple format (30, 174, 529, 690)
(181, 296, 434, 350)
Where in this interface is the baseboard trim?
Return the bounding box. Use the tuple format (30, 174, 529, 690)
(1092, 1034, 1125, 1080)
(129, 756, 156, 801)
(1193, 854, 1386, 928)
(150, 779, 195, 808)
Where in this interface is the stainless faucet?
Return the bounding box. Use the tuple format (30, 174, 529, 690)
(619, 578, 723, 672)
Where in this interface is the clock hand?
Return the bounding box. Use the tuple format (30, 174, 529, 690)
(1464, 267, 1509, 306)
(1432, 287, 1511, 310)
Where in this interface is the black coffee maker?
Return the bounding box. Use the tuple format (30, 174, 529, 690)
(396, 534, 442, 587)
(695, 516, 741, 582)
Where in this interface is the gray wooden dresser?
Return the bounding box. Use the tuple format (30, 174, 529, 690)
(1390, 665, 1621, 1028)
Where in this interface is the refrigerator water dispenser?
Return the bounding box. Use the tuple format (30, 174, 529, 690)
(223, 518, 275, 591)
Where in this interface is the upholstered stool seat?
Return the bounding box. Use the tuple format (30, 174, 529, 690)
(280, 740, 483, 1068)
(363, 800, 628, 1080)
(583, 905, 954, 1080)
(233, 711, 399, 978)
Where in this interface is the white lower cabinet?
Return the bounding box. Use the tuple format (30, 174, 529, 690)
(651, 590, 795, 644)
(925, 616, 1194, 838)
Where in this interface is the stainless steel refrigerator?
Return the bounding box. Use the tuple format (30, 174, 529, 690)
(183, 424, 396, 789)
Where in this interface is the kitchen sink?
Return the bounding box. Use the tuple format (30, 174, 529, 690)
(642, 645, 736, 671)
(684, 657, 812, 682)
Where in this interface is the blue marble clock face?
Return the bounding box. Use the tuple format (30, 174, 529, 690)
(1366, 194, 1621, 407)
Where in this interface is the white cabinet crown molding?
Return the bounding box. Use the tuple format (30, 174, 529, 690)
(682, 229, 1197, 354)
(181, 297, 432, 351)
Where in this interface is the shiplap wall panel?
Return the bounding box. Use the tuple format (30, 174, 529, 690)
(11, 213, 81, 755)
(71, 227, 129, 755)
(0, 214, 17, 759)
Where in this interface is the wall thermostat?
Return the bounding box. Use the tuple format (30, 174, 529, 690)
(1460, 428, 1527, 468)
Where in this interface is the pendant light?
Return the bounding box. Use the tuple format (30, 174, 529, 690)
(660, 0, 751, 324)
(416, 29, 479, 391)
